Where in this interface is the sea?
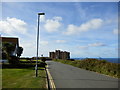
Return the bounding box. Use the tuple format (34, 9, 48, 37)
(71, 58, 119, 63)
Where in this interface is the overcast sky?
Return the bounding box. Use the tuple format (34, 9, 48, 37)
(0, 2, 118, 58)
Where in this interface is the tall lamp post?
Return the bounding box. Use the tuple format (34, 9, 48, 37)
(35, 12, 45, 77)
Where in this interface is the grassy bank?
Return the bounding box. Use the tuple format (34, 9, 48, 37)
(2, 60, 47, 89)
(54, 59, 120, 78)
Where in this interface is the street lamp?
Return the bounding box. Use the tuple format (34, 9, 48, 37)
(35, 12, 45, 77)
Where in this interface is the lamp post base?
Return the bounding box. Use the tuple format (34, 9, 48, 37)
(35, 65, 38, 77)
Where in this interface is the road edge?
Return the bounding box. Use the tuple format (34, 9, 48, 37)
(46, 65, 56, 90)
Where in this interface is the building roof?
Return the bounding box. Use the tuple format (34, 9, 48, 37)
(0, 37, 19, 45)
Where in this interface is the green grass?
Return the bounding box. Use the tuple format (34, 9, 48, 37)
(54, 59, 120, 78)
(0, 69, 2, 89)
(2, 67, 47, 88)
(20, 59, 41, 62)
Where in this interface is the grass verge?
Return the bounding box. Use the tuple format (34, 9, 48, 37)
(54, 59, 120, 78)
(2, 59, 47, 89)
(2, 67, 47, 88)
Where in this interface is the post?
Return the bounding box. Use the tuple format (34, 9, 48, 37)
(35, 13, 45, 77)
(35, 14, 40, 77)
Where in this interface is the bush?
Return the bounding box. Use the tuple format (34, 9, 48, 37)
(9, 56, 20, 65)
(41, 57, 46, 62)
(54, 58, 120, 78)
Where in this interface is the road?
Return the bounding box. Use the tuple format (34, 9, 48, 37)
(46, 61, 119, 88)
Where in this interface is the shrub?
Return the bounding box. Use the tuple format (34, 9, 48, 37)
(41, 57, 46, 62)
(54, 58, 120, 78)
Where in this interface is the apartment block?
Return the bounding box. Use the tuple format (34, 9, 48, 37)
(49, 50, 70, 60)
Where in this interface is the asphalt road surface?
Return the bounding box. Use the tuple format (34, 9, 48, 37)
(46, 61, 119, 88)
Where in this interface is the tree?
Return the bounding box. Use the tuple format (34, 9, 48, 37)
(41, 57, 46, 62)
(2, 42, 15, 60)
(17, 47, 23, 57)
(2, 42, 23, 64)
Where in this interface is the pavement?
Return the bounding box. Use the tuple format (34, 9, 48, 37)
(46, 61, 119, 89)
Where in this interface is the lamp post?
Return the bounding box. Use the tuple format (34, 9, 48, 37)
(35, 12, 45, 77)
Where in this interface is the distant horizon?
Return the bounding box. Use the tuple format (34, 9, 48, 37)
(71, 57, 119, 59)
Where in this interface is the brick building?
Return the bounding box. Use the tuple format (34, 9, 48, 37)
(49, 50, 70, 60)
(0, 37, 19, 45)
(0, 37, 19, 57)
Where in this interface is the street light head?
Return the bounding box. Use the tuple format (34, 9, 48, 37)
(38, 13, 45, 15)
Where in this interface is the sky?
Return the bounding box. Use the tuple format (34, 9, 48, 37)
(0, 2, 118, 58)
